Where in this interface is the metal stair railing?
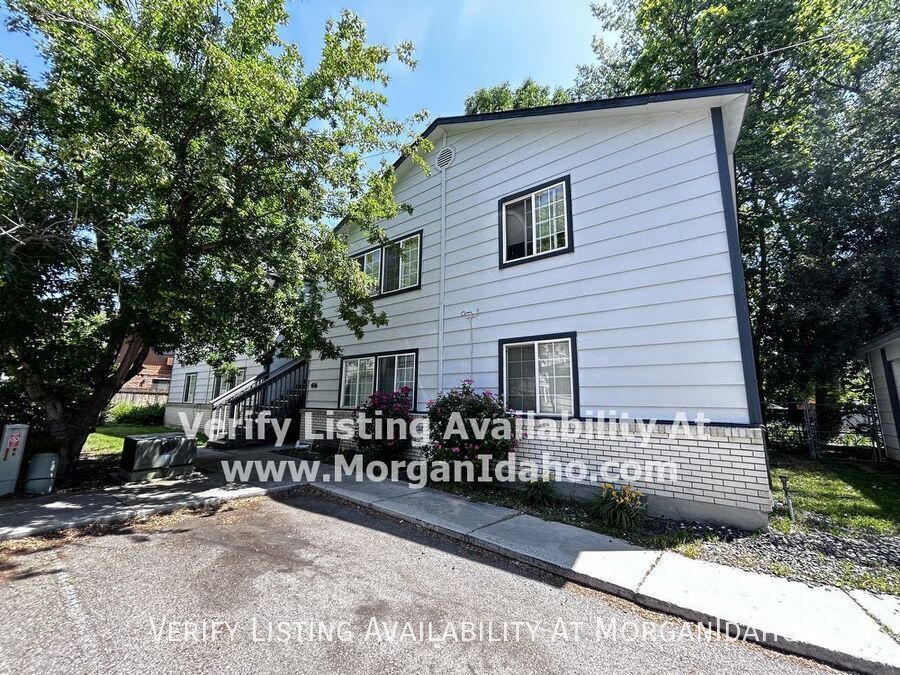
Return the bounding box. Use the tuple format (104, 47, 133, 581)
(209, 360, 308, 447)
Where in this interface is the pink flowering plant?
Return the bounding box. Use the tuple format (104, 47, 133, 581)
(425, 379, 518, 463)
(354, 387, 414, 460)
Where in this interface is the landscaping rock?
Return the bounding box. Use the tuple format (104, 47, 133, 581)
(637, 513, 899, 594)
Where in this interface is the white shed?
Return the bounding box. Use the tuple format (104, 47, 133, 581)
(858, 329, 900, 461)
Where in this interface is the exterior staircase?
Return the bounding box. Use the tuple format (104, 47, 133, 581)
(206, 359, 308, 449)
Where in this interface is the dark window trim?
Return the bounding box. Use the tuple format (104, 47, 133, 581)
(337, 348, 420, 410)
(212, 366, 247, 399)
(352, 229, 423, 299)
(710, 107, 763, 426)
(497, 175, 574, 269)
(497, 332, 579, 417)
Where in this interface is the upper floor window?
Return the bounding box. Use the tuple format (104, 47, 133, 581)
(212, 367, 246, 398)
(499, 176, 573, 268)
(182, 373, 197, 403)
(360, 249, 381, 295)
(354, 231, 421, 297)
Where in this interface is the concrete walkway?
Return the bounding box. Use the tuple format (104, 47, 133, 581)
(1, 449, 898, 673)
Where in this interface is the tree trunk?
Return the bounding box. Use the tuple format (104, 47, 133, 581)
(17, 336, 150, 480)
(813, 383, 842, 448)
(53, 426, 94, 480)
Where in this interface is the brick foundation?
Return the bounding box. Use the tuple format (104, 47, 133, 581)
(514, 421, 770, 529)
(296, 409, 771, 529)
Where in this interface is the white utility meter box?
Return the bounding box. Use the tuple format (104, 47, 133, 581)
(0, 424, 29, 496)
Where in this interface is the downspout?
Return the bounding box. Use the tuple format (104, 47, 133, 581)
(437, 131, 448, 394)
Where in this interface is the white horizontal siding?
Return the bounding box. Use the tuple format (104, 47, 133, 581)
(305, 161, 442, 411)
(168, 355, 265, 406)
(305, 107, 752, 423)
(868, 345, 900, 459)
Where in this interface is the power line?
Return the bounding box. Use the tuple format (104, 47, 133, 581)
(713, 17, 894, 70)
(360, 149, 393, 160)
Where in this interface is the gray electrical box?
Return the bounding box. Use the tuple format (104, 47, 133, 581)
(0, 424, 29, 496)
(120, 433, 197, 481)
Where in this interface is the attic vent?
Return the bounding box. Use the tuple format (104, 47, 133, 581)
(435, 146, 455, 170)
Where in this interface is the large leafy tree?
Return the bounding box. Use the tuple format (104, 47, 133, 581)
(464, 77, 571, 114)
(573, 0, 900, 403)
(0, 0, 428, 474)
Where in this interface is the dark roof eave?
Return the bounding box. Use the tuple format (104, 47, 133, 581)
(337, 82, 753, 233)
(856, 327, 900, 358)
(392, 81, 753, 171)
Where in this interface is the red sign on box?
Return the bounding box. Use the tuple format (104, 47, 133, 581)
(3, 432, 18, 460)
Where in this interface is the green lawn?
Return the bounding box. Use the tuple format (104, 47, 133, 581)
(82, 424, 174, 457)
(769, 455, 900, 536)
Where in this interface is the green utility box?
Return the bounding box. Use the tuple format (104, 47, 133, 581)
(120, 433, 197, 481)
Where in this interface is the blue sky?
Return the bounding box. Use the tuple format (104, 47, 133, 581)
(1, 0, 610, 126)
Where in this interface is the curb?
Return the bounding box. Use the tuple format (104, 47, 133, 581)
(307, 483, 900, 675)
(631, 591, 894, 675)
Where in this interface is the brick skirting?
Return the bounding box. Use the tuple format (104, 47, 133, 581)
(296, 408, 771, 529)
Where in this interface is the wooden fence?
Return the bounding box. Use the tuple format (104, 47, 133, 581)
(110, 390, 169, 407)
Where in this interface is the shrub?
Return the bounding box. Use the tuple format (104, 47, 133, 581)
(520, 474, 555, 507)
(587, 483, 646, 531)
(104, 402, 165, 425)
(354, 387, 413, 461)
(425, 379, 518, 464)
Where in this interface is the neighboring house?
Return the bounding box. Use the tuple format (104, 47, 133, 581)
(857, 329, 900, 461)
(112, 349, 174, 406)
(166, 83, 772, 528)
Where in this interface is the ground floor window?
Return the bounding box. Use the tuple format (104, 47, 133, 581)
(500, 334, 577, 415)
(340, 350, 417, 408)
(182, 373, 197, 403)
(212, 367, 247, 398)
(377, 353, 416, 394)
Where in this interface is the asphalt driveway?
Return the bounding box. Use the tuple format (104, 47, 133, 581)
(0, 489, 831, 674)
